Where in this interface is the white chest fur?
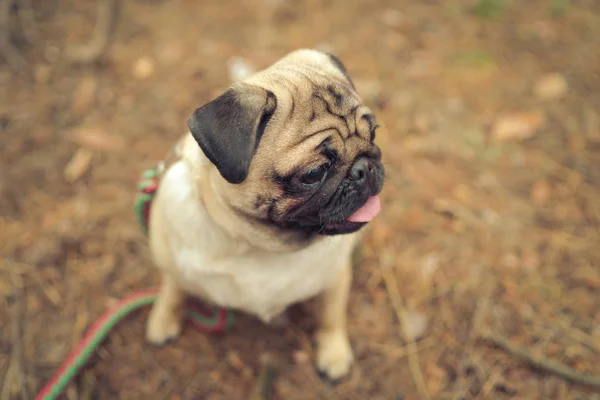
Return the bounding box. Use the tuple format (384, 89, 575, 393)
(153, 162, 355, 322)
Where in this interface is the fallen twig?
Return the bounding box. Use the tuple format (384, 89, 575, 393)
(382, 267, 431, 400)
(16, 0, 37, 44)
(556, 317, 600, 354)
(0, 0, 30, 74)
(454, 282, 494, 399)
(1, 357, 17, 400)
(7, 271, 29, 400)
(65, 0, 118, 64)
(367, 336, 437, 361)
(480, 331, 600, 389)
(248, 353, 278, 400)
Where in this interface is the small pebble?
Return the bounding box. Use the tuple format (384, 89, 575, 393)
(534, 73, 568, 101)
(133, 57, 155, 80)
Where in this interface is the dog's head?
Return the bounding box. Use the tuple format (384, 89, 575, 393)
(188, 49, 384, 237)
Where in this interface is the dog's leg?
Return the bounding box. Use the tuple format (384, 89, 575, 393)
(315, 262, 353, 381)
(146, 272, 186, 345)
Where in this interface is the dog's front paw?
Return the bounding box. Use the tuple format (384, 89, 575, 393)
(146, 305, 182, 346)
(315, 330, 353, 382)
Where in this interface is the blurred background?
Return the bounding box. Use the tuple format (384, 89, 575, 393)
(1, 0, 599, 399)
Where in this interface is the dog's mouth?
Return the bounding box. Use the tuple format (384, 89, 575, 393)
(319, 195, 381, 235)
(280, 194, 382, 236)
(346, 195, 381, 223)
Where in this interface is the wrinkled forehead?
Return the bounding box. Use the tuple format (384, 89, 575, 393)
(268, 72, 360, 121)
(251, 84, 375, 175)
(261, 71, 368, 140)
(244, 52, 376, 170)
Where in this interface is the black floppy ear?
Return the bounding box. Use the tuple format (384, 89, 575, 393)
(187, 84, 277, 184)
(325, 53, 355, 89)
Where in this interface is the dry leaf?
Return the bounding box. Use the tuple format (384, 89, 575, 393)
(534, 73, 568, 101)
(522, 250, 540, 271)
(381, 8, 404, 28)
(35, 64, 52, 84)
(23, 238, 62, 266)
(69, 127, 126, 151)
(572, 267, 600, 289)
(385, 31, 408, 51)
(406, 54, 442, 78)
(209, 370, 222, 384)
(425, 363, 447, 395)
(452, 183, 472, 203)
(421, 254, 440, 279)
(64, 148, 93, 183)
(371, 220, 393, 243)
(491, 111, 545, 143)
(531, 180, 551, 206)
(502, 253, 519, 269)
(226, 351, 246, 371)
(27, 293, 42, 314)
(104, 297, 120, 308)
(71, 76, 98, 114)
(156, 41, 185, 66)
(412, 112, 430, 132)
(292, 350, 310, 365)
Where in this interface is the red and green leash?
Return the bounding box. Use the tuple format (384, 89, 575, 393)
(35, 164, 235, 400)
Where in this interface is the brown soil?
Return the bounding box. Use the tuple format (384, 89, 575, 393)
(1, 0, 600, 399)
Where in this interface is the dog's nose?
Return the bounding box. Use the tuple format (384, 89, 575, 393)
(348, 157, 375, 184)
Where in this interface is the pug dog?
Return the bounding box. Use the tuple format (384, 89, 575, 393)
(145, 49, 384, 381)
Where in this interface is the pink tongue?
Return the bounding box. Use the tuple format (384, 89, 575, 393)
(347, 196, 381, 223)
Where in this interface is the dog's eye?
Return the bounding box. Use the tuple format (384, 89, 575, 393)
(300, 164, 329, 185)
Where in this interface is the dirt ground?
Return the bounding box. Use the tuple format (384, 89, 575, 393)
(1, 0, 600, 399)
